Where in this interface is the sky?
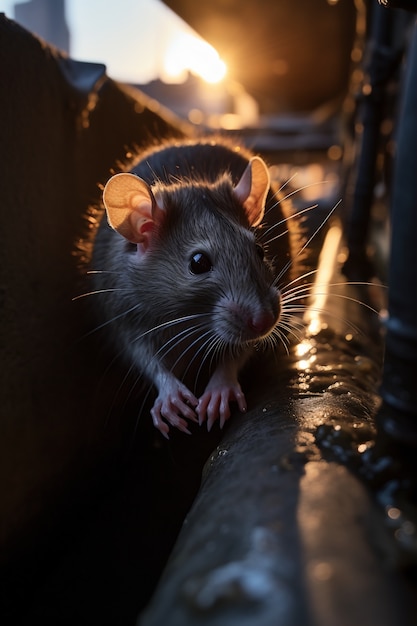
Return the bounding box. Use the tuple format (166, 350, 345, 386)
(0, 0, 226, 84)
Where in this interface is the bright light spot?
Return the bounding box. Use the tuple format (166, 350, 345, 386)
(304, 225, 343, 329)
(163, 33, 227, 84)
(387, 507, 401, 521)
(295, 339, 317, 371)
(295, 339, 314, 358)
(307, 317, 323, 336)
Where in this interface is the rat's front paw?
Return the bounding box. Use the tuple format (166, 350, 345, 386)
(197, 382, 247, 431)
(150, 383, 198, 438)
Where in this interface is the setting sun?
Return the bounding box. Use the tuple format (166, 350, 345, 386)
(163, 33, 227, 84)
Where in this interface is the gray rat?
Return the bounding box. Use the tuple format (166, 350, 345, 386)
(92, 138, 296, 437)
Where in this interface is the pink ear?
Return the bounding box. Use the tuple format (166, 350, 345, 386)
(102, 172, 162, 245)
(233, 156, 270, 227)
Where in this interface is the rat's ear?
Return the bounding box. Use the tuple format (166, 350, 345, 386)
(233, 156, 270, 227)
(102, 172, 164, 245)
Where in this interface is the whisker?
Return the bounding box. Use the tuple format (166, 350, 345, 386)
(275, 172, 299, 194)
(72, 288, 129, 301)
(156, 326, 213, 371)
(105, 360, 142, 428)
(204, 336, 230, 379)
(260, 203, 319, 243)
(188, 334, 223, 391)
(149, 322, 209, 359)
(281, 282, 384, 317)
(309, 310, 364, 337)
(282, 304, 364, 336)
(87, 270, 121, 275)
(138, 313, 206, 336)
(261, 174, 299, 216)
(274, 320, 303, 346)
(272, 332, 287, 352)
(269, 328, 291, 354)
(144, 322, 217, 392)
(78, 302, 143, 340)
(313, 291, 383, 316)
(79, 311, 209, 360)
(278, 270, 319, 297)
(274, 199, 342, 286)
(279, 311, 305, 326)
(266, 179, 330, 214)
(128, 313, 210, 345)
(200, 334, 224, 370)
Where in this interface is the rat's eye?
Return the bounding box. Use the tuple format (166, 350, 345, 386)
(189, 252, 213, 274)
(255, 243, 265, 261)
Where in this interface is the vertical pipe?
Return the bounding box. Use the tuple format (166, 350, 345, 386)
(344, 3, 394, 279)
(376, 18, 417, 446)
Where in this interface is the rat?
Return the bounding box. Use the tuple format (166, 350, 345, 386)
(92, 138, 296, 438)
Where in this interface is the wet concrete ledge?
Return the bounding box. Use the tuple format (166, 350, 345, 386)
(139, 226, 416, 626)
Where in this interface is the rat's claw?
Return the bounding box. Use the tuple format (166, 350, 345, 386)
(197, 384, 247, 431)
(151, 405, 171, 439)
(175, 397, 199, 422)
(166, 412, 192, 435)
(151, 383, 198, 436)
(234, 391, 247, 414)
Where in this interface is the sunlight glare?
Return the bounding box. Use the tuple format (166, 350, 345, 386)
(163, 33, 227, 84)
(304, 224, 343, 331)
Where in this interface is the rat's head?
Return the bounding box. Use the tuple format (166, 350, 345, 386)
(102, 157, 281, 349)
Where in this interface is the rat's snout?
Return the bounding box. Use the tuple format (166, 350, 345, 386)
(216, 288, 281, 344)
(248, 310, 277, 336)
(247, 289, 281, 338)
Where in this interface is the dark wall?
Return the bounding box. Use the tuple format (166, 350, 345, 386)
(0, 14, 188, 565)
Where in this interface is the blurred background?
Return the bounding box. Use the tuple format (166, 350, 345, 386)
(0, 0, 357, 127)
(1, 0, 360, 226)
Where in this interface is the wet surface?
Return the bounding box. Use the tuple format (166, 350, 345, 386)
(264, 154, 417, 579)
(287, 319, 417, 576)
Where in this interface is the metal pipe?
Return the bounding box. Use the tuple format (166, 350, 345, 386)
(376, 18, 417, 445)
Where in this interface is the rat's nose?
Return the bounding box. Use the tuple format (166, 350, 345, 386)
(248, 310, 277, 337)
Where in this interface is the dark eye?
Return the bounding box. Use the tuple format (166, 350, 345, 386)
(189, 252, 213, 274)
(255, 243, 265, 261)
